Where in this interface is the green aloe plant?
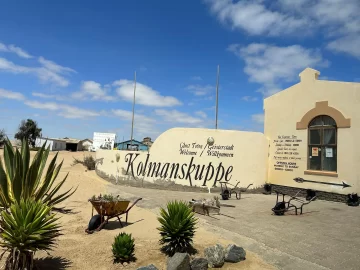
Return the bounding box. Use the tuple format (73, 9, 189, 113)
(112, 232, 135, 263)
(157, 200, 197, 256)
(0, 139, 77, 209)
(0, 199, 61, 270)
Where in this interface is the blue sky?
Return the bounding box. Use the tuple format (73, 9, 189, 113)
(1, 0, 359, 141)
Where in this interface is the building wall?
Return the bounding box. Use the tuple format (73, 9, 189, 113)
(117, 141, 149, 151)
(96, 128, 268, 189)
(264, 68, 360, 194)
(35, 138, 66, 151)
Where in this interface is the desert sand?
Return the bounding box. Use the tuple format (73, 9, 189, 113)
(0, 150, 274, 270)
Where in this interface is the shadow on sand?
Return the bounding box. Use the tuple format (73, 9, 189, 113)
(35, 256, 72, 270)
(103, 218, 145, 230)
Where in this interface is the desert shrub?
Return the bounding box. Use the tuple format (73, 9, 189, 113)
(0, 199, 61, 270)
(72, 155, 96, 170)
(157, 200, 197, 256)
(112, 232, 135, 263)
(30, 146, 41, 151)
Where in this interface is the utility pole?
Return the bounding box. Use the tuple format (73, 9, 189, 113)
(130, 71, 137, 148)
(215, 65, 220, 129)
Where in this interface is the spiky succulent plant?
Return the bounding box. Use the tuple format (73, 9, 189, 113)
(112, 232, 135, 263)
(0, 139, 77, 209)
(157, 200, 197, 256)
(0, 199, 61, 269)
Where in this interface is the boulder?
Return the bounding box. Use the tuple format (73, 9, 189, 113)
(190, 258, 208, 270)
(204, 244, 225, 268)
(224, 244, 246, 263)
(167, 253, 191, 270)
(137, 264, 159, 270)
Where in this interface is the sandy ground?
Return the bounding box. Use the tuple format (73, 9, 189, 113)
(0, 150, 274, 270)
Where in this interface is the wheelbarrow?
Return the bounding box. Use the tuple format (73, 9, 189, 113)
(272, 190, 316, 215)
(219, 181, 253, 200)
(85, 198, 142, 234)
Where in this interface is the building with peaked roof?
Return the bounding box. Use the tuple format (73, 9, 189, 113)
(116, 139, 149, 151)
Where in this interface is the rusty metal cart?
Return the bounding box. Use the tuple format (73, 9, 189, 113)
(85, 198, 142, 233)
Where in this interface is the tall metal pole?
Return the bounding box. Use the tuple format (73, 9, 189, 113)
(215, 65, 220, 129)
(130, 71, 137, 147)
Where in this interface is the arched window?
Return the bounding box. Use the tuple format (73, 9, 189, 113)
(308, 115, 337, 172)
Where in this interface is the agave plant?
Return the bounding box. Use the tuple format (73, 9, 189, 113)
(112, 232, 135, 263)
(157, 200, 197, 256)
(0, 199, 61, 270)
(0, 139, 77, 209)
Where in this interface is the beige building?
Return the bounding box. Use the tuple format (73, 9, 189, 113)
(96, 67, 360, 198)
(265, 68, 359, 195)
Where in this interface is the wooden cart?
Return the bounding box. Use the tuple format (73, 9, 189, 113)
(85, 198, 142, 234)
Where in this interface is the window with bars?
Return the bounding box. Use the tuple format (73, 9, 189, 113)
(308, 115, 337, 172)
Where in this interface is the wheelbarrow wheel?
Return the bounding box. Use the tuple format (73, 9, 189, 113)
(221, 190, 230, 200)
(272, 202, 286, 216)
(88, 214, 104, 231)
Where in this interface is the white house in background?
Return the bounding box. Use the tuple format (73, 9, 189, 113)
(35, 138, 66, 151)
(80, 139, 93, 151)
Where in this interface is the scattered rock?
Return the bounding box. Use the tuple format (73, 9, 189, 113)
(224, 244, 246, 263)
(190, 258, 208, 270)
(204, 244, 225, 268)
(167, 253, 191, 270)
(137, 264, 159, 270)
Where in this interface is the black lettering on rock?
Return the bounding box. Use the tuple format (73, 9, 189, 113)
(194, 165, 205, 180)
(213, 162, 225, 187)
(179, 164, 187, 179)
(225, 166, 233, 181)
(169, 163, 180, 179)
(160, 163, 170, 178)
(202, 163, 214, 186)
(136, 162, 144, 176)
(147, 162, 161, 177)
(142, 154, 150, 176)
(184, 157, 196, 186)
(125, 153, 140, 177)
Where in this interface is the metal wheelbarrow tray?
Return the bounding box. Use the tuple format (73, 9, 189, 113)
(85, 198, 142, 233)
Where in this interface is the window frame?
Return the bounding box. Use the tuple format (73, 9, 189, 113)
(307, 115, 337, 172)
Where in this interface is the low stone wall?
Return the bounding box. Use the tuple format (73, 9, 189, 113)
(271, 184, 348, 203)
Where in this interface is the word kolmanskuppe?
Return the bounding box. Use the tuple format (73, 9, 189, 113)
(124, 153, 233, 187)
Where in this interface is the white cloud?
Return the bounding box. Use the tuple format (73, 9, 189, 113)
(32, 92, 66, 101)
(38, 57, 76, 74)
(241, 96, 258, 102)
(114, 79, 182, 107)
(327, 35, 360, 59)
(205, 0, 360, 58)
(228, 43, 328, 97)
(0, 88, 25, 101)
(186, 84, 214, 96)
(0, 42, 33, 58)
(112, 109, 158, 137)
(24, 100, 100, 119)
(195, 111, 207, 118)
(155, 109, 204, 124)
(204, 0, 309, 36)
(71, 81, 113, 101)
(251, 113, 264, 124)
(0, 57, 72, 87)
(191, 76, 202, 81)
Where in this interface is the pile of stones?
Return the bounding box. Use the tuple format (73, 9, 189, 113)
(137, 244, 246, 270)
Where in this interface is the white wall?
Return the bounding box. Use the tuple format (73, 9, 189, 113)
(96, 128, 268, 189)
(35, 138, 66, 151)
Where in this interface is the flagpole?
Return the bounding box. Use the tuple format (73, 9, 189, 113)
(130, 71, 137, 147)
(215, 65, 220, 129)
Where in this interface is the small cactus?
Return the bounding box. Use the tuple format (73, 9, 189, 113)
(112, 232, 135, 263)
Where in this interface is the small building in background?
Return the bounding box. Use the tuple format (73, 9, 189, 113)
(80, 139, 93, 151)
(142, 137, 153, 148)
(35, 138, 67, 151)
(116, 139, 149, 151)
